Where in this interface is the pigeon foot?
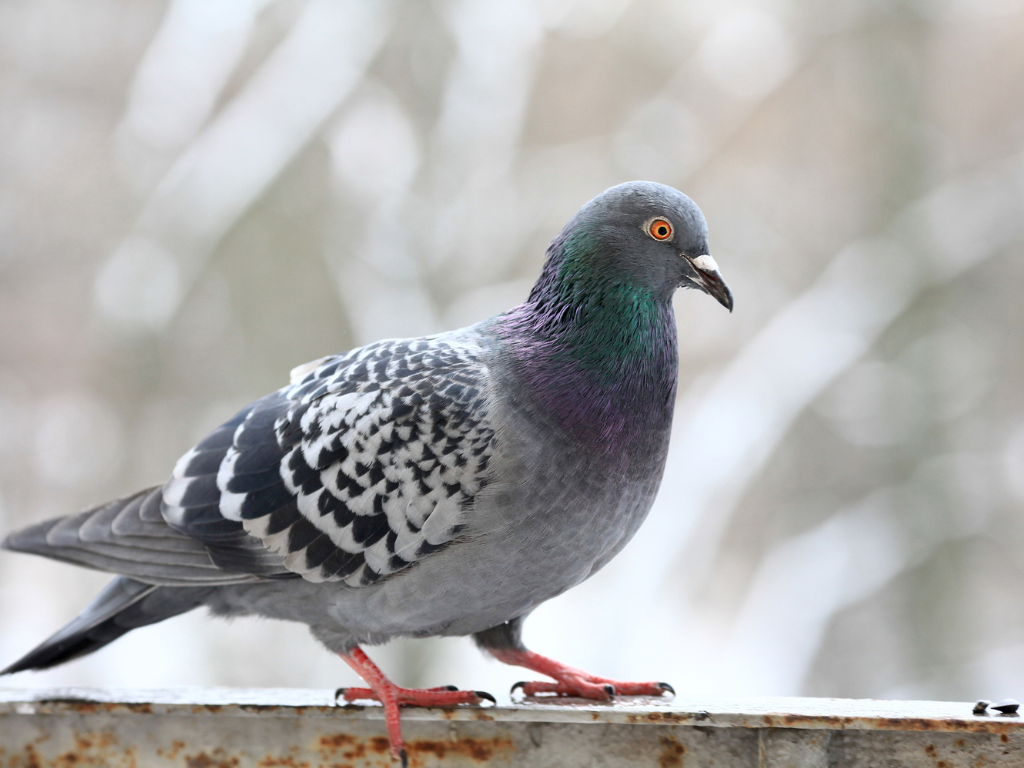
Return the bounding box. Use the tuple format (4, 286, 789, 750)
(338, 647, 493, 765)
(492, 648, 673, 700)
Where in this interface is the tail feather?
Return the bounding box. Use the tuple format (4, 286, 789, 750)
(1, 576, 212, 674)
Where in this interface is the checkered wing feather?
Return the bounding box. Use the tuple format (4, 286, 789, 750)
(162, 336, 495, 586)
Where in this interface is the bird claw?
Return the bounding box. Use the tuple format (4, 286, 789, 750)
(510, 677, 614, 700)
(494, 648, 672, 702)
(510, 675, 672, 701)
(337, 684, 477, 706)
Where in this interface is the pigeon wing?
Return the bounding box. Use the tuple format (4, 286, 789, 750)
(162, 335, 495, 586)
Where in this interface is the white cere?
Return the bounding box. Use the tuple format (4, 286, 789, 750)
(691, 254, 719, 273)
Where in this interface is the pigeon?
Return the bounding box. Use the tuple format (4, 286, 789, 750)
(2, 181, 732, 765)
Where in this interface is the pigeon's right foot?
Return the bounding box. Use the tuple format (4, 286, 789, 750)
(338, 647, 494, 766)
(336, 684, 464, 701)
(491, 647, 674, 701)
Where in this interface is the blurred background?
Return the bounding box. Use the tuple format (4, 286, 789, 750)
(1, 0, 1024, 705)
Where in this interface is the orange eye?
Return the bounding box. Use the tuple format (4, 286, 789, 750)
(648, 218, 673, 241)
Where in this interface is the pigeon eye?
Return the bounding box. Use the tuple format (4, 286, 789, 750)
(648, 218, 673, 241)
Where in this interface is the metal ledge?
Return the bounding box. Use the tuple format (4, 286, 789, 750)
(0, 688, 1021, 767)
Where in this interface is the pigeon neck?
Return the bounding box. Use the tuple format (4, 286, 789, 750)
(497, 243, 678, 451)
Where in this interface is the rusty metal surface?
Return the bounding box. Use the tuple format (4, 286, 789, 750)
(0, 688, 1021, 767)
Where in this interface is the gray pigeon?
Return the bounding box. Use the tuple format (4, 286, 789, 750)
(2, 181, 732, 765)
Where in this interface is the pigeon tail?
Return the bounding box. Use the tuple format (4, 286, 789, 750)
(1, 577, 211, 674)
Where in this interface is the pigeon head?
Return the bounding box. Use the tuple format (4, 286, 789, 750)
(536, 181, 732, 311)
(496, 182, 731, 448)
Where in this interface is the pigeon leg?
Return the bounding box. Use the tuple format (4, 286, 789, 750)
(337, 647, 493, 766)
(488, 648, 674, 700)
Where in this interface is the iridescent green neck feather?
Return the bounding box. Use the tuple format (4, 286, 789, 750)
(496, 229, 679, 451)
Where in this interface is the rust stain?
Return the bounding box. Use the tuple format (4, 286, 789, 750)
(63, 730, 127, 768)
(658, 737, 685, 768)
(319, 734, 357, 750)
(4, 730, 138, 768)
(30, 699, 156, 717)
(627, 711, 701, 725)
(72, 731, 117, 752)
(754, 713, 1021, 736)
(20, 744, 42, 768)
(255, 756, 311, 768)
(158, 740, 187, 760)
(184, 748, 241, 768)
(619, 708, 1024, 736)
(318, 734, 391, 763)
(189, 705, 225, 716)
(774, 714, 856, 728)
(406, 736, 513, 765)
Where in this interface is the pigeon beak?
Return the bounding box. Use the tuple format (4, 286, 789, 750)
(688, 254, 734, 312)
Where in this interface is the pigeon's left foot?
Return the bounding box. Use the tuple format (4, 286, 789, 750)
(337, 647, 494, 766)
(491, 648, 674, 700)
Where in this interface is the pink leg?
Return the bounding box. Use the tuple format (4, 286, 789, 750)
(488, 647, 674, 700)
(337, 647, 494, 766)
